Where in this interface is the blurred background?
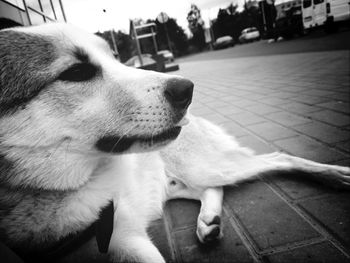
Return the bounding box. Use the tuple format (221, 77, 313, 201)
(1, 1, 349, 262)
(1, 0, 349, 66)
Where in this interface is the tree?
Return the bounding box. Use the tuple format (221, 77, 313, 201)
(187, 4, 206, 51)
(154, 18, 189, 56)
(95, 30, 135, 63)
(211, 1, 263, 41)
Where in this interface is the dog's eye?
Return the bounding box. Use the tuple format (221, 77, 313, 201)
(58, 63, 98, 82)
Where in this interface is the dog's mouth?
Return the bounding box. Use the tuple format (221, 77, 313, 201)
(95, 126, 182, 153)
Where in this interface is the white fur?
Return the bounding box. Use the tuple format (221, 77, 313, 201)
(1, 24, 349, 263)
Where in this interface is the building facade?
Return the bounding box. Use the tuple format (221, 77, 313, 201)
(0, 0, 66, 29)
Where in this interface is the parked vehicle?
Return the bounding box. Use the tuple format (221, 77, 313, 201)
(238, 27, 260, 43)
(213, 35, 235, 49)
(301, 0, 350, 31)
(156, 50, 179, 72)
(302, 0, 327, 29)
(324, 0, 350, 31)
(157, 50, 174, 63)
(125, 54, 155, 68)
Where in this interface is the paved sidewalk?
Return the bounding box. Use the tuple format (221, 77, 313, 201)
(151, 50, 350, 262)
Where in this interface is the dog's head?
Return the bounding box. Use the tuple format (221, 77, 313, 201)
(0, 23, 193, 189)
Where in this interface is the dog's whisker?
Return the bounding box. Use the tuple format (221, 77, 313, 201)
(109, 123, 139, 153)
(151, 131, 155, 147)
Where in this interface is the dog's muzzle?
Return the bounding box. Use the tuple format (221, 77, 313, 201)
(95, 77, 193, 154)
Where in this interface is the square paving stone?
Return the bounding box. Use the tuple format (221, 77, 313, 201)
(228, 112, 266, 126)
(214, 105, 244, 116)
(292, 121, 350, 144)
(224, 181, 320, 251)
(299, 193, 350, 248)
(307, 110, 350, 127)
(245, 104, 281, 115)
(274, 135, 347, 163)
(265, 111, 311, 127)
(165, 199, 200, 230)
(276, 101, 322, 115)
(316, 101, 350, 115)
(173, 218, 255, 263)
(265, 172, 336, 200)
(237, 135, 276, 154)
(246, 122, 299, 141)
(221, 122, 249, 138)
(266, 242, 350, 263)
(203, 113, 231, 125)
(148, 218, 174, 262)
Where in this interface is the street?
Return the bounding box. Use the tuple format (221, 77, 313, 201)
(151, 29, 350, 262)
(178, 28, 350, 62)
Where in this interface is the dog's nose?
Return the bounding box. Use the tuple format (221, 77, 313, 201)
(164, 78, 194, 110)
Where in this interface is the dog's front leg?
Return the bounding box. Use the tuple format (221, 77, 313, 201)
(167, 178, 224, 244)
(109, 234, 165, 263)
(196, 187, 224, 243)
(108, 200, 165, 263)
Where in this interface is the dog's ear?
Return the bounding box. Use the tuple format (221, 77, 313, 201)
(0, 29, 57, 114)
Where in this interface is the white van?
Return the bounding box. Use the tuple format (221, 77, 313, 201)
(302, 0, 350, 29)
(326, 0, 350, 24)
(302, 0, 327, 29)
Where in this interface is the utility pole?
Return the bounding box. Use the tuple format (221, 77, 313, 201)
(130, 19, 143, 66)
(102, 9, 119, 58)
(157, 12, 172, 54)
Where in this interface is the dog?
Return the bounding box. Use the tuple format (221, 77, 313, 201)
(0, 23, 349, 263)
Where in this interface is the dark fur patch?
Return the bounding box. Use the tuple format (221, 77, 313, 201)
(0, 30, 57, 114)
(0, 153, 16, 185)
(95, 127, 182, 153)
(74, 47, 90, 63)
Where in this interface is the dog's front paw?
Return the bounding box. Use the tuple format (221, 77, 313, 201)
(196, 213, 223, 243)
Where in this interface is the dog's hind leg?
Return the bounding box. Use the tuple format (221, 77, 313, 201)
(195, 153, 350, 243)
(258, 152, 350, 189)
(186, 152, 350, 190)
(166, 152, 349, 244)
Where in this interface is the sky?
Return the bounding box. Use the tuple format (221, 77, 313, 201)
(61, 0, 245, 34)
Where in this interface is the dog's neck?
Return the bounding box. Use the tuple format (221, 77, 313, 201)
(0, 145, 103, 191)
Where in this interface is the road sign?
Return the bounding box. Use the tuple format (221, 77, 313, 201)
(157, 12, 169, 24)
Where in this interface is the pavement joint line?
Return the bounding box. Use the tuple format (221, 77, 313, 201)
(261, 179, 350, 258)
(242, 122, 301, 143)
(163, 208, 183, 263)
(261, 174, 339, 205)
(271, 134, 350, 158)
(222, 103, 350, 157)
(292, 193, 340, 204)
(222, 204, 263, 263)
(167, 224, 198, 234)
(257, 236, 326, 256)
(197, 114, 281, 152)
(198, 84, 347, 114)
(203, 94, 350, 131)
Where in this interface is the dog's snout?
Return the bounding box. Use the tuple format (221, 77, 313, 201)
(164, 78, 194, 110)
